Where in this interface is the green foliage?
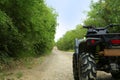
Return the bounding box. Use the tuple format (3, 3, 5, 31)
(56, 25, 86, 51)
(16, 72, 23, 79)
(0, 0, 57, 68)
(84, 0, 120, 32)
(0, 10, 24, 59)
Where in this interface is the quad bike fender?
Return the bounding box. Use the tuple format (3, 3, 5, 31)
(74, 38, 86, 61)
(85, 38, 102, 46)
(75, 38, 101, 54)
(74, 38, 86, 54)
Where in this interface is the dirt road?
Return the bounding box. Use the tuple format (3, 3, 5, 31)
(4, 48, 73, 80)
(4, 48, 113, 80)
(22, 48, 74, 80)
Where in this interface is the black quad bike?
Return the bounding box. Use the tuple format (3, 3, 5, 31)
(73, 24, 120, 80)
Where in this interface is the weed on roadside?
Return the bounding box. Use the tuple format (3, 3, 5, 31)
(16, 72, 23, 79)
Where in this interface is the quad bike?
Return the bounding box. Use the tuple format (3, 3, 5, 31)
(73, 24, 120, 80)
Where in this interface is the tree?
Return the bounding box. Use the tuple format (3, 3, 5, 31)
(0, 0, 57, 60)
(84, 0, 120, 32)
(57, 25, 86, 51)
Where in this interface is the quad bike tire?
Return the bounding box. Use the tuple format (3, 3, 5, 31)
(78, 52, 96, 80)
(73, 53, 79, 80)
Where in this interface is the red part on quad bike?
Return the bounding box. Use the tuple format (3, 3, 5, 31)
(111, 39, 120, 45)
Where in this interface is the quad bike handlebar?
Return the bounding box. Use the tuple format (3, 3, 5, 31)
(83, 24, 120, 30)
(106, 24, 120, 28)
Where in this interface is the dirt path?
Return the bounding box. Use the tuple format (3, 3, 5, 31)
(4, 48, 73, 80)
(2, 48, 113, 80)
(21, 48, 74, 80)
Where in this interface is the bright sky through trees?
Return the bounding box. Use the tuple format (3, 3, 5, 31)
(45, 0, 98, 41)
